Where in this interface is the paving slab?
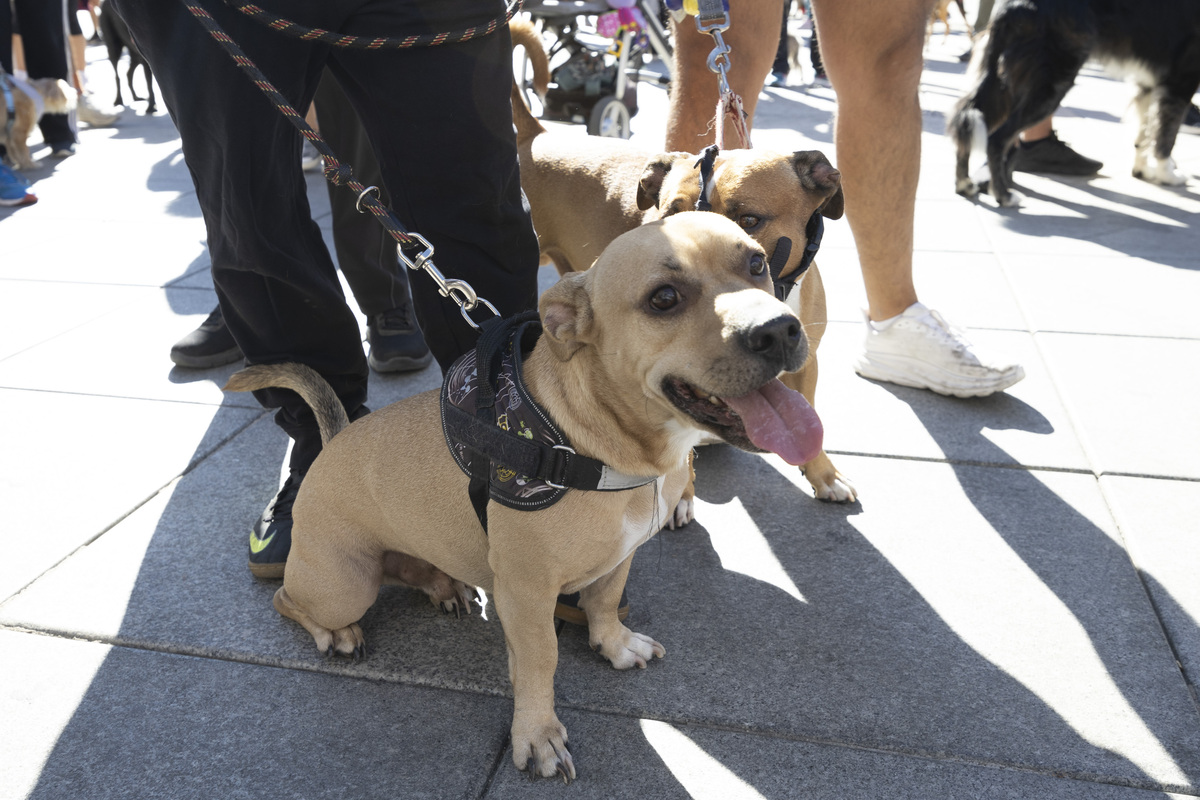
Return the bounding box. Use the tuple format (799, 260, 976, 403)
(1101, 476, 1200, 697)
(0, 629, 512, 800)
(1036, 333, 1200, 480)
(808, 323, 1091, 473)
(0, 285, 249, 405)
(0, 388, 260, 602)
(1003, 254, 1200, 338)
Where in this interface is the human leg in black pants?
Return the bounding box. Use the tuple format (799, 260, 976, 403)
(11, 0, 77, 155)
(312, 70, 432, 374)
(171, 69, 434, 374)
(115, 0, 538, 576)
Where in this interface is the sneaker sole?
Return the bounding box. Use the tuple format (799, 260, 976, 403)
(368, 350, 433, 374)
(170, 347, 244, 369)
(249, 560, 285, 579)
(553, 601, 631, 627)
(855, 355, 1025, 398)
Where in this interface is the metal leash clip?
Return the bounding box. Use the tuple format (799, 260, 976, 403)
(397, 234, 500, 330)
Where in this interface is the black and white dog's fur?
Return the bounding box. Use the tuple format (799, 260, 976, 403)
(950, 0, 1200, 206)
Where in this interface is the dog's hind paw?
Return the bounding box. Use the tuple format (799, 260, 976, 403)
(436, 580, 479, 619)
(318, 623, 366, 661)
(665, 496, 695, 530)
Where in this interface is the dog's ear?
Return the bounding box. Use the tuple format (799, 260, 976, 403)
(637, 152, 692, 210)
(791, 150, 845, 220)
(539, 272, 594, 361)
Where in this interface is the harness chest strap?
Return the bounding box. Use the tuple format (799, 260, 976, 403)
(440, 313, 660, 532)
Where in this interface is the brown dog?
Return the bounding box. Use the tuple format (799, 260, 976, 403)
(226, 213, 824, 781)
(0, 76, 75, 170)
(510, 20, 855, 502)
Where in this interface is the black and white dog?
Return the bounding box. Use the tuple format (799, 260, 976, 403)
(949, 0, 1199, 206)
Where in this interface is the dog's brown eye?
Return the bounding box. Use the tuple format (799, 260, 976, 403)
(749, 254, 766, 275)
(649, 285, 680, 311)
(738, 214, 762, 231)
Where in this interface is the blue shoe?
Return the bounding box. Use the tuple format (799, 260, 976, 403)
(0, 163, 37, 207)
(48, 141, 76, 158)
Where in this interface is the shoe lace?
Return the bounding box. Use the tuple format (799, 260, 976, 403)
(921, 308, 973, 354)
(375, 305, 414, 333)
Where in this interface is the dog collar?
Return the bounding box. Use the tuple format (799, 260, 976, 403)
(441, 312, 659, 531)
(771, 211, 824, 301)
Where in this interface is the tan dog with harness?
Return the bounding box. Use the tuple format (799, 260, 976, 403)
(510, 19, 854, 502)
(225, 213, 823, 781)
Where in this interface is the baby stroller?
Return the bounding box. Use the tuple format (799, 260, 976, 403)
(519, 0, 673, 138)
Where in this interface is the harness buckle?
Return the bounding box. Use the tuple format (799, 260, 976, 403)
(544, 444, 576, 490)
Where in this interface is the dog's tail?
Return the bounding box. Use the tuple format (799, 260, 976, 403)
(225, 363, 350, 445)
(509, 17, 549, 144)
(947, 28, 1007, 148)
(31, 78, 77, 114)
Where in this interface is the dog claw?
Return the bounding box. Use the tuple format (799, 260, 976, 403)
(556, 762, 572, 784)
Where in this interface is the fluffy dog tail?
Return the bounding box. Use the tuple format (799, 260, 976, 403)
(225, 363, 350, 445)
(509, 17, 550, 144)
(31, 78, 76, 115)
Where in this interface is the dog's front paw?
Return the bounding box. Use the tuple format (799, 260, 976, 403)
(512, 715, 575, 783)
(666, 496, 694, 530)
(802, 452, 858, 503)
(809, 472, 858, 503)
(591, 625, 666, 670)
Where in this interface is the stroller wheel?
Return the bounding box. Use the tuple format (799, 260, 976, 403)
(587, 95, 631, 139)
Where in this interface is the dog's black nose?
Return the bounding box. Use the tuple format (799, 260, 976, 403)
(743, 315, 805, 369)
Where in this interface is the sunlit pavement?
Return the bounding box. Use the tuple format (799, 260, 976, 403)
(2, 13, 1198, 800)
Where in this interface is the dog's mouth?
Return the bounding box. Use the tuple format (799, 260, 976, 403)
(663, 377, 823, 465)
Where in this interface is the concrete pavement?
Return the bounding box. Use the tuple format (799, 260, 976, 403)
(2, 13, 1198, 800)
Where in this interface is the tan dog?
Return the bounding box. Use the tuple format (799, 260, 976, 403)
(1, 76, 75, 170)
(225, 213, 824, 781)
(930, 0, 974, 42)
(510, 20, 855, 502)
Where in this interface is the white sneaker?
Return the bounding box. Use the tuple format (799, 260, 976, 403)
(854, 302, 1025, 397)
(301, 140, 322, 172)
(77, 93, 122, 127)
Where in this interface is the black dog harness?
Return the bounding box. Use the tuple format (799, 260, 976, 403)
(692, 144, 825, 302)
(440, 312, 659, 532)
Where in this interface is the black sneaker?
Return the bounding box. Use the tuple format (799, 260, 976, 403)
(1010, 131, 1102, 176)
(367, 304, 432, 373)
(249, 472, 301, 579)
(171, 306, 243, 368)
(554, 590, 630, 626)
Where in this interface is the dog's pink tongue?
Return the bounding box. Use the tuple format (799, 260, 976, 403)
(722, 379, 823, 466)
